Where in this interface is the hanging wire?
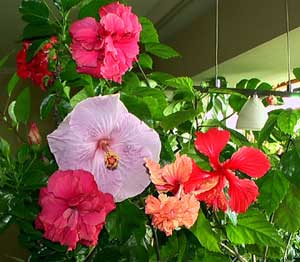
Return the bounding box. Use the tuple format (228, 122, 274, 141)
(285, 0, 292, 92)
(215, 0, 221, 88)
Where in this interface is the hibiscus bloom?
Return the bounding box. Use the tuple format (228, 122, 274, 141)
(145, 154, 193, 194)
(145, 193, 200, 236)
(184, 128, 271, 213)
(69, 2, 141, 83)
(145, 153, 200, 236)
(16, 37, 57, 90)
(48, 94, 161, 202)
(35, 169, 115, 250)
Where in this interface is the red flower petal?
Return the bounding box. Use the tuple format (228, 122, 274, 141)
(195, 128, 230, 168)
(226, 171, 259, 213)
(184, 162, 219, 194)
(225, 146, 271, 178)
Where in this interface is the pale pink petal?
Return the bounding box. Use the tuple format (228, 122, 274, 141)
(47, 115, 97, 171)
(70, 94, 128, 140)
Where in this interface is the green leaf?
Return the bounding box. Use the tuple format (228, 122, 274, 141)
(20, 0, 49, 23)
(293, 68, 300, 80)
(23, 169, 48, 189)
(258, 170, 289, 215)
(145, 43, 180, 59)
(120, 94, 151, 121)
(138, 53, 153, 69)
(70, 89, 88, 108)
(257, 114, 277, 147)
(53, 0, 81, 11)
(26, 38, 48, 63)
(236, 79, 248, 89)
(246, 78, 260, 89)
(149, 72, 174, 84)
(274, 184, 300, 232)
(139, 17, 159, 44)
(280, 148, 300, 186)
(226, 209, 283, 247)
(0, 54, 10, 70)
(0, 138, 10, 160)
(257, 82, 272, 90)
(23, 23, 56, 39)
(277, 109, 299, 135)
(191, 212, 221, 252)
(165, 77, 194, 97)
(161, 109, 197, 130)
(78, 0, 114, 19)
(40, 94, 56, 120)
(229, 95, 247, 112)
(8, 101, 18, 126)
(15, 87, 31, 123)
(106, 200, 146, 243)
(17, 144, 31, 164)
(7, 73, 19, 97)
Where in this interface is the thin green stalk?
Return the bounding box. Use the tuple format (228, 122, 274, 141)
(283, 233, 294, 262)
(136, 62, 151, 88)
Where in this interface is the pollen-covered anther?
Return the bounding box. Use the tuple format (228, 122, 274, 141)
(104, 151, 120, 170)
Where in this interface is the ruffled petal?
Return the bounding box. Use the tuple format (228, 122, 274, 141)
(69, 17, 99, 44)
(225, 146, 270, 178)
(226, 171, 259, 213)
(195, 128, 230, 168)
(101, 13, 125, 33)
(71, 42, 99, 67)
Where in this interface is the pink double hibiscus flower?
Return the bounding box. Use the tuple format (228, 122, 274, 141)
(70, 2, 141, 83)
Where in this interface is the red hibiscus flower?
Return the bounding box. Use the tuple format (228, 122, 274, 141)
(16, 37, 57, 91)
(69, 2, 141, 83)
(184, 128, 271, 213)
(35, 169, 115, 250)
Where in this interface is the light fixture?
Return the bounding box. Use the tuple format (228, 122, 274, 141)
(236, 94, 268, 131)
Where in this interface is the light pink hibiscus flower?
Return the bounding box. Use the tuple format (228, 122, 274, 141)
(69, 2, 141, 83)
(47, 94, 161, 202)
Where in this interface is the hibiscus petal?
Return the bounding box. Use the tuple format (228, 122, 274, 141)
(101, 13, 125, 33)
(69, 17, 99, 44)
(47, 115, 97, 171)
(226, 171, 259, 213)
(70, 94, 128, 141)
(184, 162, 219, 194)
(225, 146, 271, 178)
(195, 128, 230, 168)
(71, 42, 99, 67)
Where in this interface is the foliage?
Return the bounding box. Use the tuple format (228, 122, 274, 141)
(0, 0, 299, 261)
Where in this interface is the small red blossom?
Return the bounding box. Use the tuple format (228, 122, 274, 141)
(28, 122, 41, 145)
(266, 95, 277, 105)
(16, 37, 57, 91)
(184, 128, 271, 213)
(35, 169, 115, 250)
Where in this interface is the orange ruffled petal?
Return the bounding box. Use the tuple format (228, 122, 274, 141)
(145, 154, 193, 194)
(145, 193, 200, 236)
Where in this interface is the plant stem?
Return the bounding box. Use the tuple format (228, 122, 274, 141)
(283, 233, 294, 262)
(136, 62, 152, 88)
(150, 224, 160, 262)
(0, 110, 25, 143)
(263, 213, 275, 262)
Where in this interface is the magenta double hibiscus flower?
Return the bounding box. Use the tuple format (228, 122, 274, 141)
(69, 2, 141, 83)
(48, 94, 161, 202)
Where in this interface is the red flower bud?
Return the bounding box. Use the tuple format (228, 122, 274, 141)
(266, 95, 277, 105)
(28, 123, 41, 145)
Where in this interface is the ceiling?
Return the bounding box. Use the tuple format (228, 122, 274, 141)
(194, 27, 300, 86)
(0, 0, 213, 70)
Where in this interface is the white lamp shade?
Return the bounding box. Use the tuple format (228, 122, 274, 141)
(236, 95, 268, 131)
